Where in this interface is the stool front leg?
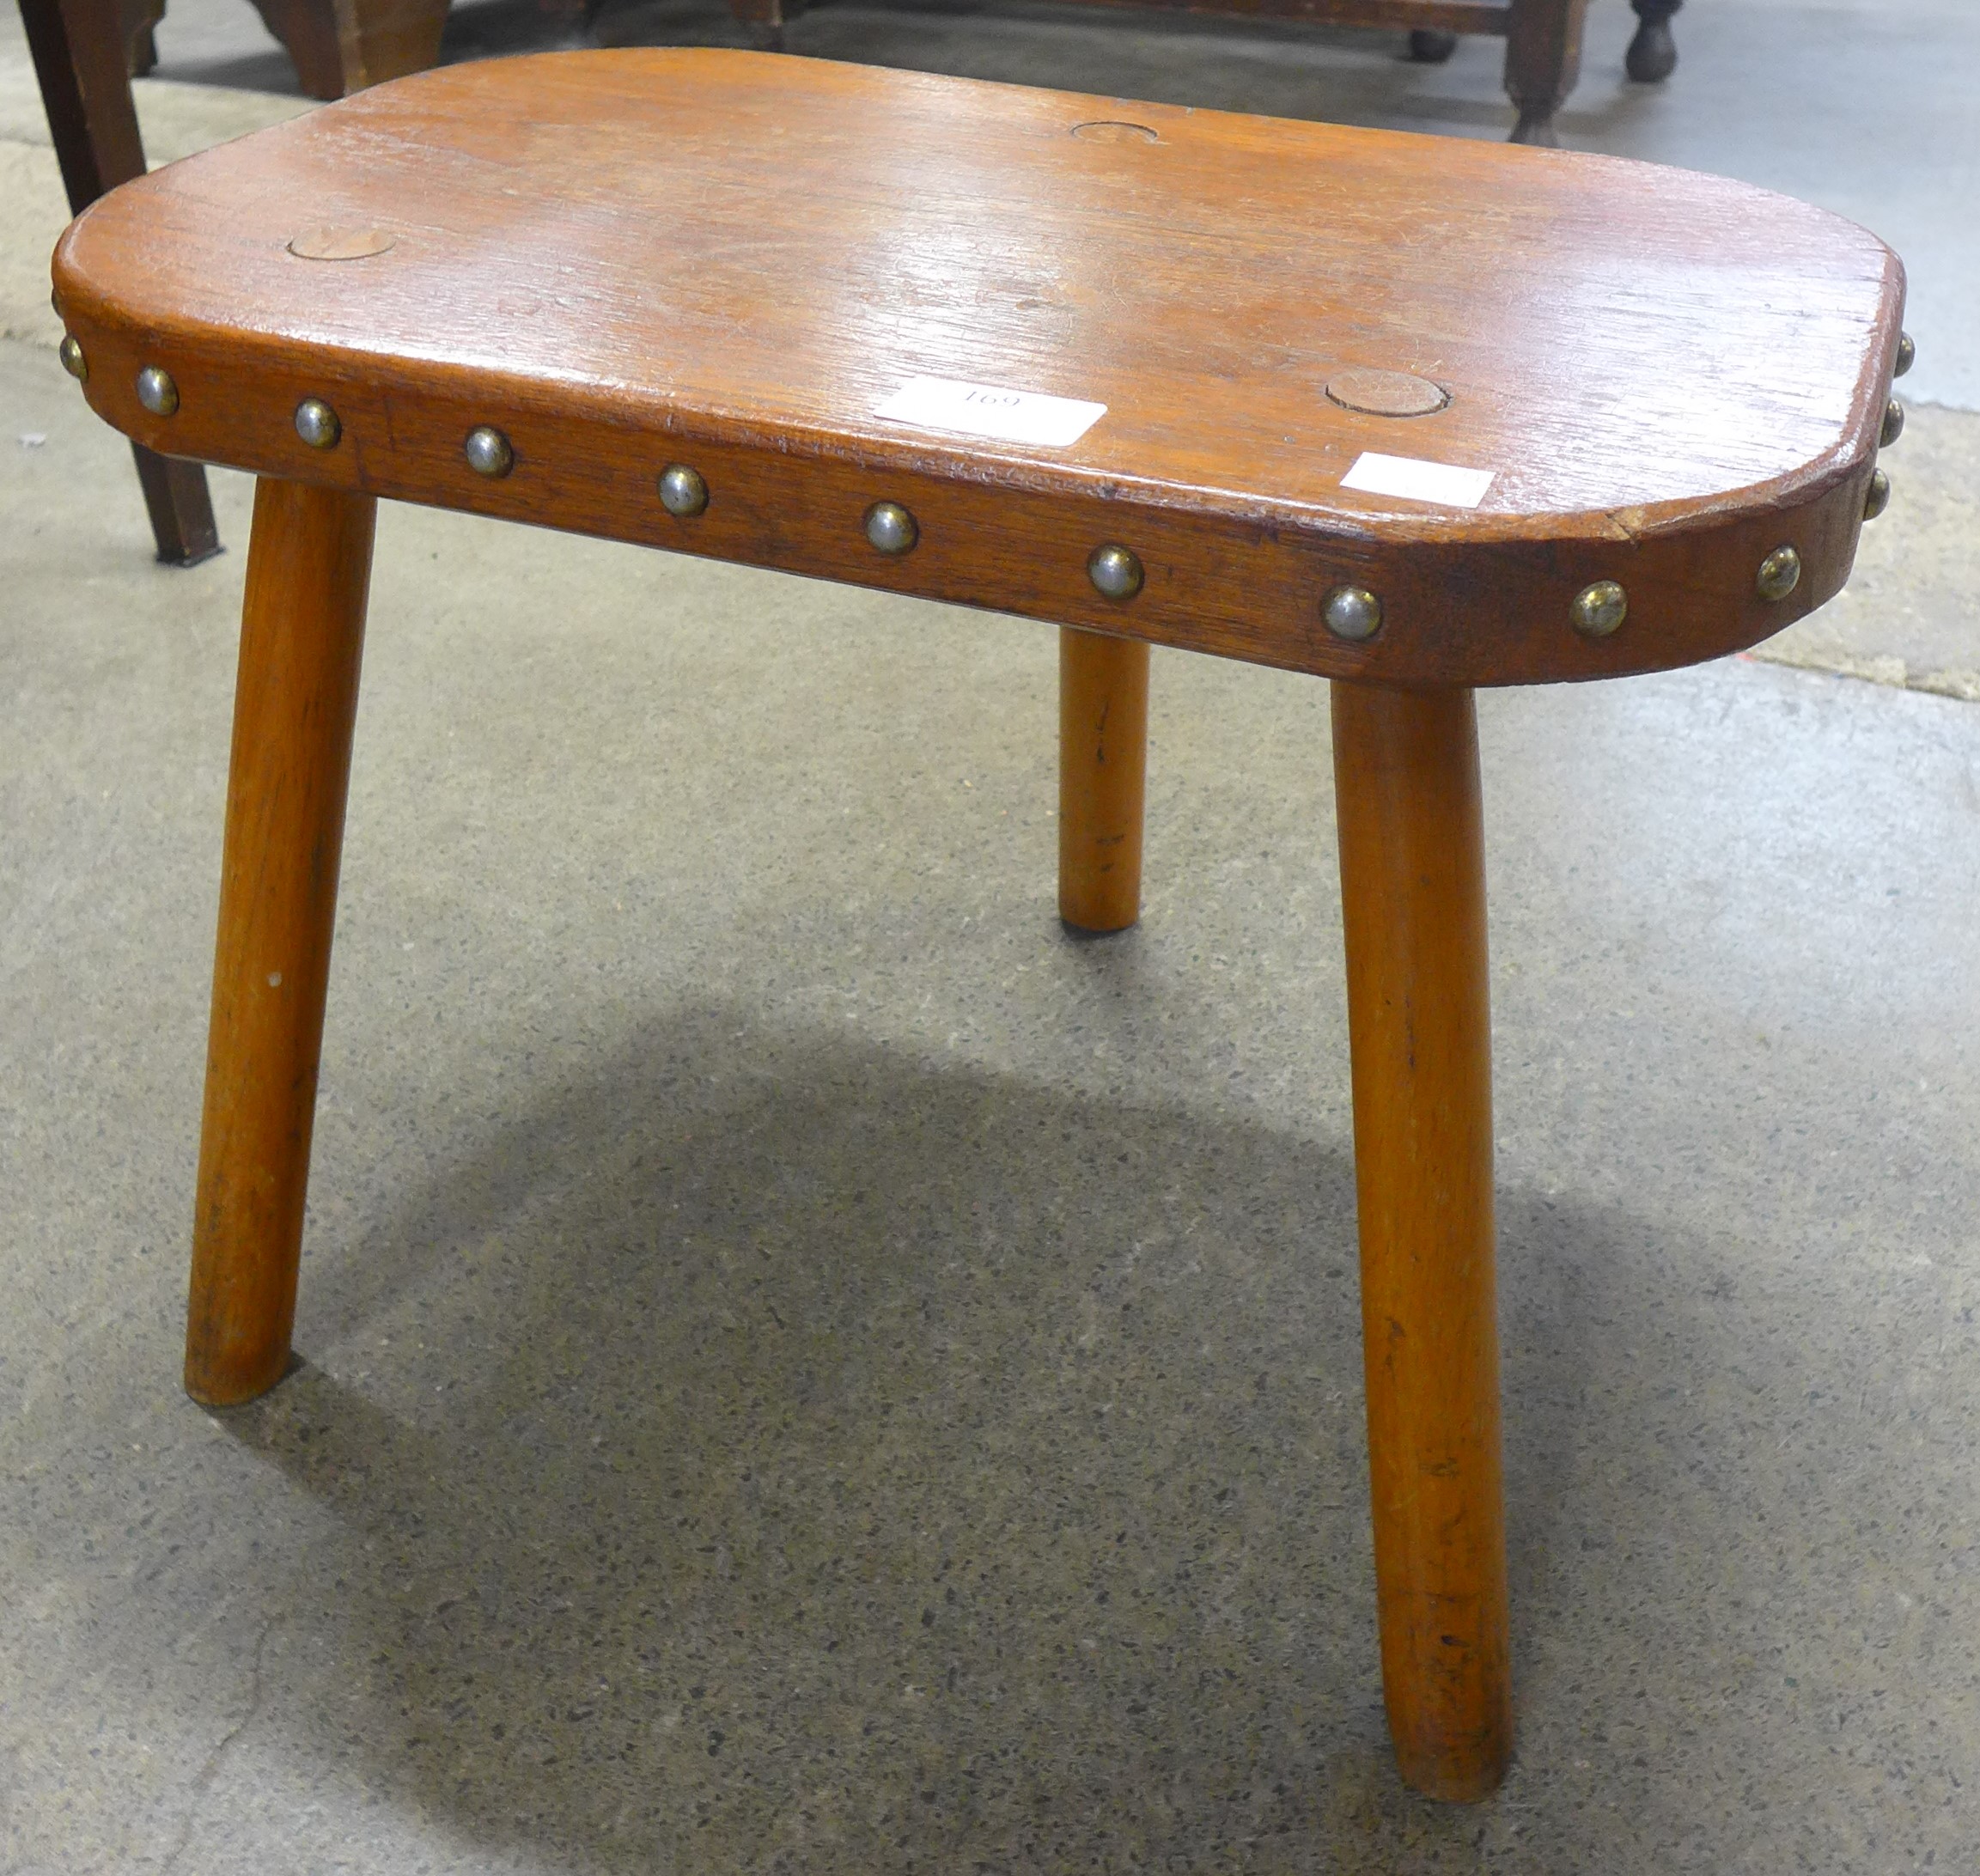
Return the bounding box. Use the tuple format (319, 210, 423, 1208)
(1057, 627, 1148, 934)
(185, 478, 375, 1405)
(1331, 680, 1511, 1800)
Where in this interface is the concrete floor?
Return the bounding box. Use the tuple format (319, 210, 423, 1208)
(3, 1, 1977, 1871)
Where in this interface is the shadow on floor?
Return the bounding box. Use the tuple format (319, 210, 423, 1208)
(193, 998, 1694, 1869)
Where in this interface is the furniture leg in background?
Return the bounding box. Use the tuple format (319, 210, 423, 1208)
(18, 0, 220, 563)
(1332, 680, 1511, 1798)
(1627, 0, 1681, 82)
(183, 479, 375, 1405)
(1504, 0, 1588, 145)
(727, 0, 789, 52)
(245, 0, 452, 99)
(712, 0, 1617, 143)
(119, 0, 161, 70)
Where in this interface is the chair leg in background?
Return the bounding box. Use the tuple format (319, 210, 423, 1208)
(131, 444, 221, 566)
(185, 479, 375, 1406)
(245, 0, 453, 99)
(21, 0, 223, 563)
(726, 0, 787, 52)
(1503, 0, 1589, 144)
(1626, 0, 1682, 82)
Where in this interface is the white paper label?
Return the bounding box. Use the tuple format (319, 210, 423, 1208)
(873, 375, 1107, 448)
(1340, 451, 1496, 509)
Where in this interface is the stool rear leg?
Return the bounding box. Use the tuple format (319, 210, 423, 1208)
(1331, 680, 1511, 1800)
(185, 478, 375, 1406)
(1057, 627, 1148, 934)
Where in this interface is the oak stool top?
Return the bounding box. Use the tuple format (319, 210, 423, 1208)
(52, 48, 1904, 689)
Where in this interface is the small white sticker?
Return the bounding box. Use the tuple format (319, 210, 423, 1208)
(1340, 451, 1496, 509)
(874, 375, 1107, 448)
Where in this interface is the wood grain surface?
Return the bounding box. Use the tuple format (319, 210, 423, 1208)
(1058, 627, 1149, 933)
(185, 479, 375, 1406)
(1332, 679, 1510, 1800)
(52, 49, 1904, 685)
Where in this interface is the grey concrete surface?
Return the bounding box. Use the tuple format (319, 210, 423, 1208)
(3, 0, 1978, 1869)
(1762, 403, 1980, 702)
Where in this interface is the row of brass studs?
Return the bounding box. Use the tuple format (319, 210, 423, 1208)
(68, 343, 1916, 633)
(1861, 334, 1912, 523)
(1465, 326, 1916, 637)
(1324, 555, 1814, 647)
(650, 476, 1153, 603)
(1556, 547, 1805, 637)
(1329, 554, 1814, 645)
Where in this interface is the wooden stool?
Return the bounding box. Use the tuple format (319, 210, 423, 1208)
(52, 49, 1904, 1800)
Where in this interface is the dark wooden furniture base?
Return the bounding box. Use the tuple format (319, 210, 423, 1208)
(18, 0, 219, 563)
(52, 49, 1900, 1799)
(728, 0, 1680, 146)
(245, 0, 451, 100)
(1627, 0, 1681, 82)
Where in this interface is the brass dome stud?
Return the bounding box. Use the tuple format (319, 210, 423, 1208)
(1087, 544, 1143, 600)
(1756, 546, 1802, 603)
(1570, 581, 1629, 637)
(1322, 585, 1383, 641)
(658, 464, 708, 517)
(294, 398, 341, 449)
(863, 501, 917, 556)
(135, 365, 178, 417)
(464, 425, 514, 478)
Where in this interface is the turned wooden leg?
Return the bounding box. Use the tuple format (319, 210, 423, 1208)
(1626, 0, 1681, 82)
(1503, 0, 1588, 145)
(185, 479, 375, 1405)
(1058, 627, 1149, 935)
(1331, 681, 1510, 1801)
